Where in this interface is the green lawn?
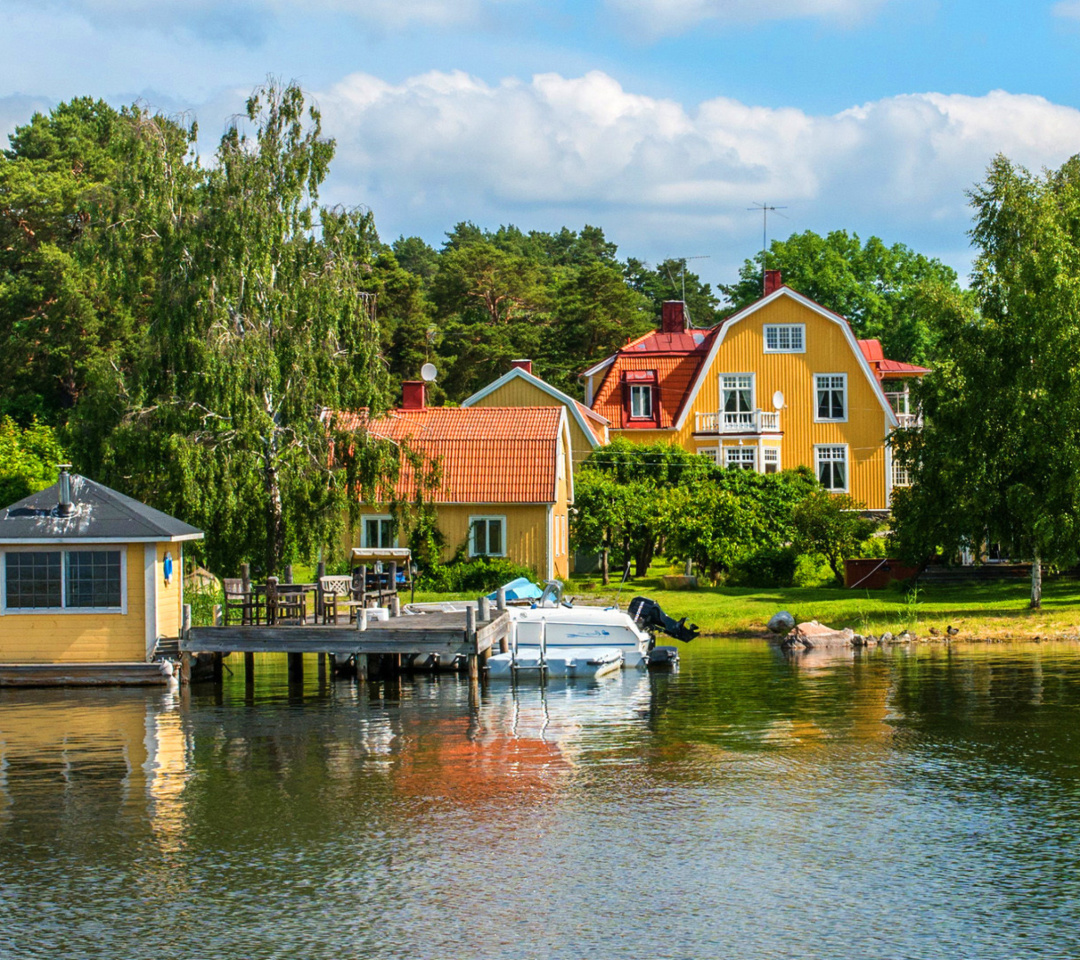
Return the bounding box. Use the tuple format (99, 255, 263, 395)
(556, 575, 1080, 639)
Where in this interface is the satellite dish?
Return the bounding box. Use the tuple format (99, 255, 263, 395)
(772, 390, 785, 411)
(421, 363, 438, 382)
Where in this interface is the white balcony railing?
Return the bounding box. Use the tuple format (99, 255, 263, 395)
(895, 412, 922, 429)
(695, 409, 781, 435)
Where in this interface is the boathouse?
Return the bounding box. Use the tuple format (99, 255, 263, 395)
(0, 469, 203, 677)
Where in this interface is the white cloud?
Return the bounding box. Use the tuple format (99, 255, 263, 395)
(1052, 0, 1080, 19)
(312, 71, 1080, 280)
(604, 0, 893, 36)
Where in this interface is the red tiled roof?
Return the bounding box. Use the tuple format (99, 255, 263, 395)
(338, 406, 564, 504)
(591, 327, 719, 429)
(858, 339, 930, 378)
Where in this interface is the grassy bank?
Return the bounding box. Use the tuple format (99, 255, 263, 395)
(557, 576, 1080, 640)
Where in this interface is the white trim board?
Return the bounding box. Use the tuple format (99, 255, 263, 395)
(674, 287, 898, 433)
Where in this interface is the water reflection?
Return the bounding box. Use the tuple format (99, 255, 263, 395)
(2, 645, 1080, 959)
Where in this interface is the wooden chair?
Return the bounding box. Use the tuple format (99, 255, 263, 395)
(222, 578, 257, 625)
(320, 575, 356, 623)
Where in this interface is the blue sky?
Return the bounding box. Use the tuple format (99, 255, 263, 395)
(4, 0, 1080, 292)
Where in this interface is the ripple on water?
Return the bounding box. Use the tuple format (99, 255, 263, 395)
(2, 645, 1080, 958)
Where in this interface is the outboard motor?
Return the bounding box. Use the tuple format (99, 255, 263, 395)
(627, 596, 699, 643)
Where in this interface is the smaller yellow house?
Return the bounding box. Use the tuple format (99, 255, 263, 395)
(0, 469, 204, 673)
(462, 359, 609, 471)
(342, 384, 574, 579)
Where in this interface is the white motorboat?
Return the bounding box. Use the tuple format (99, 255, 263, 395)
(488, 581, 654, 680)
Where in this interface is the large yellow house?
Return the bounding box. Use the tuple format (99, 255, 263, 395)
(0, 470, 204, 670)
(341, 384, 574, 579)
(462, 359, 609, 472)
(584, 272, 927, 511)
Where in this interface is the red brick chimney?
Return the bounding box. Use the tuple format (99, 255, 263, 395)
(401, 381, 426, 410)
(763, 269, 783, 296)
(661, 301, 687, 333)
(510, 359, 533, 374)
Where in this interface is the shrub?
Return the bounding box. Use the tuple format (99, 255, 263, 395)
(729, 546, 799, 588)
(419, 556, 536, 594)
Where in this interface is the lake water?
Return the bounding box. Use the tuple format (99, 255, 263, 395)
(2, 640, 1080, 959)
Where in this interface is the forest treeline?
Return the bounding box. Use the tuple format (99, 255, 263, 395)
(0, 85, 963, 574)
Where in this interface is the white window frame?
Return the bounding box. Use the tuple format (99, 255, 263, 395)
(725, 446, 757, 471)
(814, 373, 848, 423)
(469, 515, 507, 558)
(764, 324, 805, 353)
(763, 447, 781, 474)
(360, 514, 395, 549)
(696, 447, 720, 463)
(629, 384, 653, 419)
(1, 546, 128, 616)
(815, 444, 849, 492)
(720, 373, 755, 429)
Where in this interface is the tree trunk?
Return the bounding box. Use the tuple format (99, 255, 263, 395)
(264, 451, 285, 577)
(635, 538, 654, 578)
(601, 540, 610, 587)
(1031, 550, 1042, 609)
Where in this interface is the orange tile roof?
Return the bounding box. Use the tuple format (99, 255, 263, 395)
(338, 406, 564, 504)
(858, 339, 931, 378)
(591, 327, 720, 429)
(573, 399, 609, 444)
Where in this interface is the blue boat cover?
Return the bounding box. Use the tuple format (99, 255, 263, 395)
(486, 577, 543, 601)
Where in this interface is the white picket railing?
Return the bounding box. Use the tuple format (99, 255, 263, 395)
(695, 409, 782, 434)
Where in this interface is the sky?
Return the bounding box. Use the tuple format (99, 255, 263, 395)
(4, 0, 1080, 293)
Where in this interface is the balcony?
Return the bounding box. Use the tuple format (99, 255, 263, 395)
(886, 391, 922, 429)
(695, 409, 781, 435)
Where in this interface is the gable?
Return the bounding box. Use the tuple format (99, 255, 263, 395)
(677, 288, 897, 430)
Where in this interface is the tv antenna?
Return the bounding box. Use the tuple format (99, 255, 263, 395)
(661, 256, 711, 325)
(747, 202, 788, 294)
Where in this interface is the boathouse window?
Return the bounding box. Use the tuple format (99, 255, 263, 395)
(815, 374, 847, 421)
(725, 447, 756, 471)
(470, 516, 506, 557)
(764, 324, 805, 353)
(629, 384, 653, 419)
(361, 515, 395, 549)
(3, 548, 124, 612)
(815, 445, 849, 492)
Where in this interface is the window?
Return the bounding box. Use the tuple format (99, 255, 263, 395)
(763, 448, 780, 474)
(470, 516, 506, 557)
(629, 384, 653, 419)
(721, 375, 754, 428)
(361, 515, 395, 549)
(816, 445, 848, 491)
(726, 447, 756, 471)
(764, 324, 805, 353)
(697, 447, 720, 463)
(815, 374, 847, 421)
(4, 549, 124, 612)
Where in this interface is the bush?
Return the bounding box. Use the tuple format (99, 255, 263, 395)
(419, 556, 537, 594)
(729, 546, 799, 587)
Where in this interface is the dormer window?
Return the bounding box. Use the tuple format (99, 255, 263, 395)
(623, 370, 659, 427)
(630, 384, 653, 419)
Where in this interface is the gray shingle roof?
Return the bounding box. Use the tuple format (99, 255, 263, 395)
(0, 475, 203, 543)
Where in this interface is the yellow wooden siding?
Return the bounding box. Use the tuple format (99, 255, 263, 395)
(610, 296, 891, 510)
(0, 543, 147, 663)
(468, 378, 598, 470)
(155, 543, 183, 642)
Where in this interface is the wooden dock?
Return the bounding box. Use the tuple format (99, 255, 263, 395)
(182, 605, 511, 683)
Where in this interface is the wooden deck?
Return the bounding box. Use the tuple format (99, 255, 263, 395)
(182, 608, 511, 681)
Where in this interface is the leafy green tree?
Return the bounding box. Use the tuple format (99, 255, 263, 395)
(0, 417, 65, 507)
(662, 484, 757, 582)
(625, 257, 720, 328)
(570, 469, 630, 585)
(0, 98, 131, 421)
(71, 82, 393, 576)
(792, 490, 878, 586)
(721, 229, 962, 365)
(893, 154, 1080, 608)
